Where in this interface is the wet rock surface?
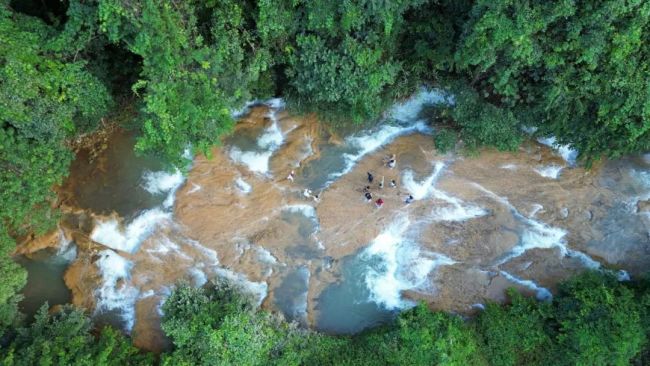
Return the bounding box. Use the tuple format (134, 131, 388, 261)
(22, 95, 650, 352)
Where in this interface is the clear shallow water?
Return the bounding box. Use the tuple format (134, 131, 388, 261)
(18, 246, 75, 320)
(19, 90, 650, 342)
(66, 130, 168, 219)
(274, 267, 310, 325)
(316, 252, 397, 334)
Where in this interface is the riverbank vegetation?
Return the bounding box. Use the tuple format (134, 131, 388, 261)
(1, 271, 649, 365)
(2, 0, 650, 363)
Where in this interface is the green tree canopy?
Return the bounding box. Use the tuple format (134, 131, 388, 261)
(453, 0, 650, 161)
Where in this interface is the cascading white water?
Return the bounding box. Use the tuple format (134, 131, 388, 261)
(534, 165, 564, 179)
(401, 162, 487, 222)
(537, 136, 578, 166)
(95, 250, 140, 330)
(229, 99, 286, 175)
(472, 183, 601, 269)
(499, 271, 552, 301)
(362, 216, 456, 310)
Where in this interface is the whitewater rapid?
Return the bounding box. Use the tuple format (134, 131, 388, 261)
(33, 88, 650, 349)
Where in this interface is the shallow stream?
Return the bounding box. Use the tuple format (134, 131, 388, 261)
(19, 90, 650, 351)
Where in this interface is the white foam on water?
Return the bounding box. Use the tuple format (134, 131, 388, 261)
(229, 147, 273, 174)
(472, 183, 601, 268)
(630, 169, 650, 200)
(234, 177, 252, 194)
(429, 192, 487, 222)
(283, 204, 317, 219)
(143, 169, 184, 195)
(327, 121, 432, 184)
(142, 169, 185, 208)
(185, 238, 219, 265)
(472, 303, 486, 311)
(264, 98, 285, 110)
(90, 209, 171, 253)
(214, 267, 268, 306)
(95, 250, 139, 331)
(228, 99, 287, 175)
(618, 270, 631, 281)
(500, 163, 518, 170)
(362, 217, 455, 310)
(534, 165, 563, 179)
(140, 289, 155, 299)
(499, 271, 552, 301)
(256, 247, 278, 265)
(257, 118, 283, 150)
(566, 249, 601, 269)
(310, 90, 440, 184)
(55, 230, 77, 262)
(389, 88, 452, 123)
(537, 136, 578, 166)
(231, 100, 258, 119)
(402, 162, 446, 200)
(188, 268, 208, 287)
(283, 204, 320, 233)
(401, 163, 486, 222)
(145, 236, 189, 260)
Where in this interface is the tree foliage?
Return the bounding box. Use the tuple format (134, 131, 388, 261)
(1, 305, 150, 366)
(453, 0, 650, 162)
(0, 0, 110, 234)
(476, 289, 552, 366)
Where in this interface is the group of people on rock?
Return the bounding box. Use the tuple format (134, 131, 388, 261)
(286, 169, 321, 202)
(285, 153, 414, 207)
(363, 154, 414, 208)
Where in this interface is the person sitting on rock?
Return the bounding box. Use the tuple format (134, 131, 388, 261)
(387, 156, 396, 169)
(365, 191, 373, 202)
(383, 154, 396, 168)
(376, 198, 384, 208)
(367, 172, 374, 183)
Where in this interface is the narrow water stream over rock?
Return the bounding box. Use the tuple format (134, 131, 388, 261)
(18, 90, 650, 352)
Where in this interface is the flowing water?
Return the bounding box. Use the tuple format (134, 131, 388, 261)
(18, 91, 650, 351)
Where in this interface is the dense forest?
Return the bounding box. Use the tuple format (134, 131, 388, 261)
(1, 0, 650, 364)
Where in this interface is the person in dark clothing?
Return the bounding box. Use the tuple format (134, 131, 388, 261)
(367, 172, 374, 183)
(365, 192, 373, 202)
(405, 194, 414, 204)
